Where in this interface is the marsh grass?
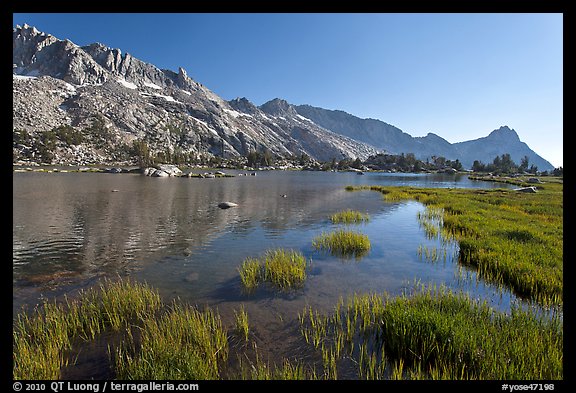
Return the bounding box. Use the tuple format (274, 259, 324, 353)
(299, 285, 563, 380)
(238, 257, 261, 292)
(345, 182, 563, 306)
(113, 302, 228, 379)
(13, 279, 161, 380)
(313, 229, 371, 259)
(330, 209, 370, 224)
(238, 249, 308, 291)
(238, 345, 317, 380)
(234, 305, 250, 343)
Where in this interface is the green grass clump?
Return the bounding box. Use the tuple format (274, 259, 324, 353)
(238, 248, 309, 291)
(313, 229, 371, 259)
(238, 257, 262, 291)
(263, 249, 308, 289)
(330, 209, 370, 224)
(299, 285, 563, 380)
(234, 304, 250, 342)
(346, 181, 563, 306)
(13, 279, 162, 380)
(114, 302, 228, 379)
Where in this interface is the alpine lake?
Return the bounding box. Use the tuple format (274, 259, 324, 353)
(12, 169, 562, 380)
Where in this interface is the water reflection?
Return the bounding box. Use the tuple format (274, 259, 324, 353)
(13, 170, 514, 315)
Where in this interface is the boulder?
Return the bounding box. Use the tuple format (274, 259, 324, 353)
(218, 202, 238, 209)
(152, 169, 169, 177)
(527, 177, 543, 184)
(514, 186, 537, 193)
(158, 164, 182, 177)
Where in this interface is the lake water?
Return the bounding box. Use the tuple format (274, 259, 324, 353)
(13, 170, 521, 373)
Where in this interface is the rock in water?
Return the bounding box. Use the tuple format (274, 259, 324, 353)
(218, 202, 238, 209)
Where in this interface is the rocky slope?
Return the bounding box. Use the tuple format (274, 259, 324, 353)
(13, 24, 378, 166)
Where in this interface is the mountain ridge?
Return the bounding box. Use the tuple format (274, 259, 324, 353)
(12, 24, 555, 171)
(294, 105, 554, 171)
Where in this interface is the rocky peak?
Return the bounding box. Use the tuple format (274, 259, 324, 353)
(228, 97, 259, 115)
(487, 126, 520, 142)
(175, 67, 194, 89)
(259, 98, 298, 117)
(13, 24, 59, 68)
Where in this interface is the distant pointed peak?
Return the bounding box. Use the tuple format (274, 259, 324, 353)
(488, 126, 520, 141)
(259, 98, 296, 116)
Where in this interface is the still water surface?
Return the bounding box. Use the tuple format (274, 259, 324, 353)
(13, 171, 521, 369)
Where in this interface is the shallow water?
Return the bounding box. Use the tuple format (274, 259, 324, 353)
(13, 170, 524, 375)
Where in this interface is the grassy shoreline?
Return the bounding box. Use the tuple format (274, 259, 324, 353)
(14, 279, 562, 380)
(345, 178, 563, 306)
(14, 176, 563, 379)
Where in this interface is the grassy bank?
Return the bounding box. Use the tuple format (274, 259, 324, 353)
(345, 179, 563, 306)
(14, 279, 562, 380)
(299, 285, 563, 379)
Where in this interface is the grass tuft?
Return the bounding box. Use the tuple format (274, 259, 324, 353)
(234, 304, 250, 342)
(238, 248, 308, 291)
(313, 229, 371, 259)
(330, 209, 370, 224)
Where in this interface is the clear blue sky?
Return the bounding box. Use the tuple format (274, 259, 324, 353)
(13, 13, 563, 168)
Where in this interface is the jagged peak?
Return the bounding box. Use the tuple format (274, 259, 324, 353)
(259, 98, 297, 116)
(228, 97, 259, 114)
(15, 23, 45, 37)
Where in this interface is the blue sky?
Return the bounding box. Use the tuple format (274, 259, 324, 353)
(13, 13, 563, 168)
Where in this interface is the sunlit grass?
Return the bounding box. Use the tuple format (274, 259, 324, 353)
(13, 279, 161, 380)
(345, 182, 563, 306)
(234, 304, 250, 343)
(299, 285, 563, 380)
(114, 302, 228, 380)
(238, 248, 308, 291)
(313, 229, 371, 259)
(238, 257, 261, 292)
(330, 209, 370, 224)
